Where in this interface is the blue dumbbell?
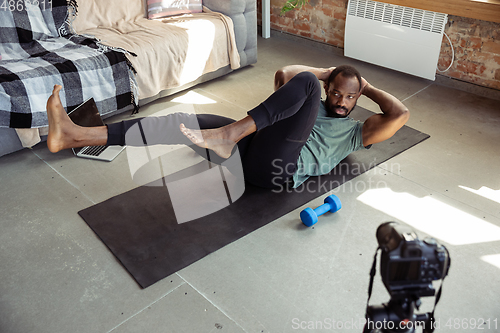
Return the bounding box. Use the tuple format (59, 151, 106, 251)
(300, 194, 341, 227)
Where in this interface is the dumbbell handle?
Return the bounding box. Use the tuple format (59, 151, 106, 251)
(313, 202, 332, 217)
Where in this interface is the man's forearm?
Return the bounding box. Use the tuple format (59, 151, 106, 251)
(360, 82, 410, 146)
(362, 83, 408, 117)
(275, 65, 333, 90)
(282, 65, 331, 81)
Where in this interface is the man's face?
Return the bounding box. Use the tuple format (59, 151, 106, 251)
(324, 74, 361, 118)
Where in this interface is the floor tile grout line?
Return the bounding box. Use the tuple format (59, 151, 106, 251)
(176, 273, 249, 333)
(401, 83, 433, 103)
(106, 282, 186, 333)
(31, 150, 96, 205)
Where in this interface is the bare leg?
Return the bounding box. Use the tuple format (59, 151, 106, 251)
(46, 85, 108, 153)
(180, 115, 257, 159)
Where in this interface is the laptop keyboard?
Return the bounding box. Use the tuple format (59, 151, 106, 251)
(80, 145, 107, 156)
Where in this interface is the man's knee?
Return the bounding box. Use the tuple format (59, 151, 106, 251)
(292, 72, 321, 97)
(275, 70, 319, 92)
(295, 71, 319, 84)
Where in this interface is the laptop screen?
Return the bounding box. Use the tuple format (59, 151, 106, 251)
(68, 98, 104, 127)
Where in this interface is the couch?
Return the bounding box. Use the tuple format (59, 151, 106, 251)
(0, 0, 257, 157)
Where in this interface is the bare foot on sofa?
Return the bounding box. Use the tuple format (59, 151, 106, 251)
(46, 85, 107, 152)
(179, 115, 257, 159)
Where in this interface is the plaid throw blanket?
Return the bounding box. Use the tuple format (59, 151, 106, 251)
(0, 0, 137, 129)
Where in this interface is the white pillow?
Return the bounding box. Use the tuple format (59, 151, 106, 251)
(147, 0, 202, 19)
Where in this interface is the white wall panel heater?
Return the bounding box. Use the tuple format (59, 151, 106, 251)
(345, 0, 448, 80)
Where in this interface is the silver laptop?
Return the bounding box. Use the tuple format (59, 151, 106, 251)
(68, 98, 125, 162)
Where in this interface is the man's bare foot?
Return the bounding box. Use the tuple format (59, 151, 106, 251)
(179, 124, 236, 159)
(46, 85, 77, 153)
(180, 116, 257, 159)
(46, 85, 108, 152)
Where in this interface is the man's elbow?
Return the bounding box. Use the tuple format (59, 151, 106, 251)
(398, 107, 410, 125)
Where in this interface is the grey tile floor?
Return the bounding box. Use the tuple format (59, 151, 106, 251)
(1, 34, 500, 333)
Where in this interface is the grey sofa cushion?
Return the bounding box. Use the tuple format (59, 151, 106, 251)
(204, 0, 257, 67)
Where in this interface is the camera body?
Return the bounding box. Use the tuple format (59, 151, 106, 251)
(363, 222, 451, 333)
(376, 222, 450, 299)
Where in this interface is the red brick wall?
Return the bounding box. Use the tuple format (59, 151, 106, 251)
(439, 16, 500, 90)
(258, 0, 500, 91)
(263, 0, 347, 47)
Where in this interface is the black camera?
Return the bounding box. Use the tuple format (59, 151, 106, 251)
(363, 222, 451, 333)
(377, 222, 450, 299)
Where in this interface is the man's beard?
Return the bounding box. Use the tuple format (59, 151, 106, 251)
(326, 102, 356, 118)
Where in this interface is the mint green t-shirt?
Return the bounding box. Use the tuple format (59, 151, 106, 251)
(292, 100, 369, 188)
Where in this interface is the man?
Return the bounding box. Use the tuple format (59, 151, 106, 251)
(47, 64, 409, 188)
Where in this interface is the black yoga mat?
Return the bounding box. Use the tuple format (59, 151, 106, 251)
(78, 108, 429, 288)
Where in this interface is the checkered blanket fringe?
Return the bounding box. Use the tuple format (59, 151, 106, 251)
(0, 0, 138, 129)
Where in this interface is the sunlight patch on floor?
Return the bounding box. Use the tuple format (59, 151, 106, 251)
(172, 91, 217, 105)
(357, 188, 500, 245)
(459, 185, 500, 205)
(481, 254, 500, 269)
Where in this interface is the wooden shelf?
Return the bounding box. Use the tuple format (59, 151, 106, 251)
(378, 0, 500, 23)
